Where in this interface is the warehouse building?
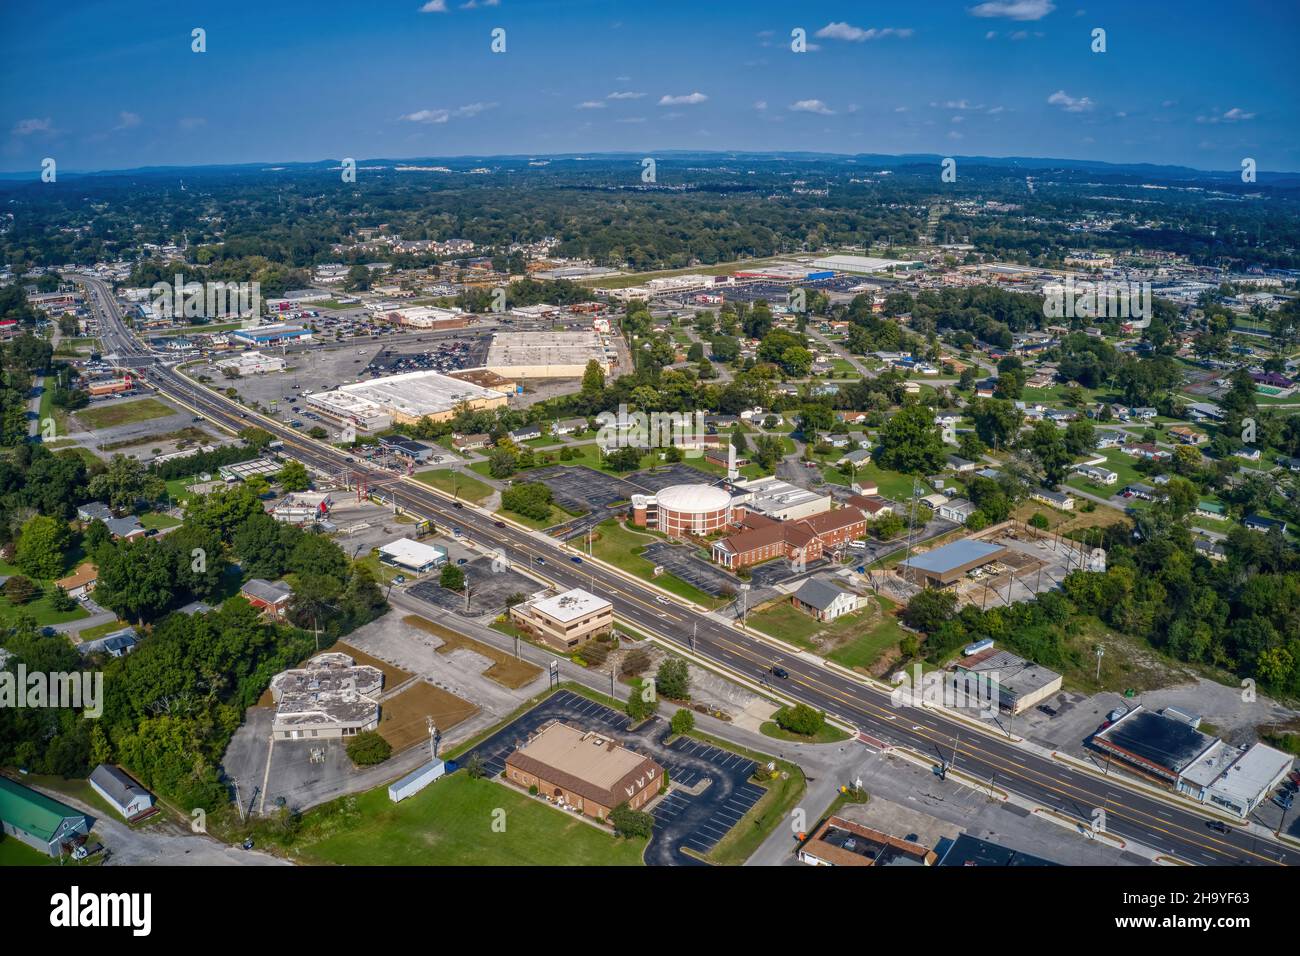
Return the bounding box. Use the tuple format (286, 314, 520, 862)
(0, 776, 91, 858)
(306, 368, 507, 430)
(269, 652, 383, 741)
(484, 331, 611, 378)
(505, 721, 664, 820)
(951, 647, 1063, 715)
(899, 538, 1008, 588)
(215, 350, 287, 375)
(509, 587, 613, 651)
(810, 254, 922, 274)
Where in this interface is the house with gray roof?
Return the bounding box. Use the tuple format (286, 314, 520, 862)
(790, 577, 867, 622)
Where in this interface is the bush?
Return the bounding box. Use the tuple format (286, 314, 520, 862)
(1029, 512, 1050, 530)
(345, 731, 392, 766)
(621, 647, 651, 676)
(670, 708, 695, 736)
(501, 482, 553, 521)
(609, 803, 654, 840)
(775, 703, 826, 737)
(580, 641, 610, 666)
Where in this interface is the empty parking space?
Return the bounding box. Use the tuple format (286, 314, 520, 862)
(407, 555, 539, 617)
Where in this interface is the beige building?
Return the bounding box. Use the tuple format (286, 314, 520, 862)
(305, 368, 507, 429)
(269, 652, 383, 740)
(509, 587, 613, 650)
(484, 331, 611, 379)
(505, 721, 664, 820)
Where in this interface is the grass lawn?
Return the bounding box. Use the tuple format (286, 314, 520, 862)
(292, 772, 647, 866)
(589, 519, 726, 608)
(761, 709, 852, 744)
(413, 468, 494, 504)
(77, 619, 130, 641)
(495, 504, 570, 530)
(748, 595, 907, 674)
(0, 590, 90, 627)
(74, 398, 174, 430)
(852, 460, 923, 499)
(0, 836, 54, 866)
(139, 512, 181, 531)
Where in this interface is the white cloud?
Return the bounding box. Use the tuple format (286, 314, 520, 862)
(815, 22, 913, 41)
(576, 101, 605, 110)
(1047, 89, 1094, 112)
(400, 102, 496, 123)
(1197, 107, 1256, 124)
(606, 91, 644, 100)
(968, 0, 1056, 20)
(11, 117, 53, 136)
(418, 0, 448, 11)
(790, 99, 835, 115)
(753, 100, 768, 111)
(459, 0, 499, 8)
(114, 111, 141, 130)
(615, 116, 646, 124)
(658, 92, 708, 106)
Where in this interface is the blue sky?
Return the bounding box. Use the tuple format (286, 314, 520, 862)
(3, 0, 1297, 173)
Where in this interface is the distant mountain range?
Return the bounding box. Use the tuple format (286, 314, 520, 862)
(2, 151, 1296, 188)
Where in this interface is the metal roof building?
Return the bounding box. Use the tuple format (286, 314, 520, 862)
(1091, 706, 1219, 784)
(899, 539, 1008, 587)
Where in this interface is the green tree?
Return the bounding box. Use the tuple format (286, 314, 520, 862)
(775, 703, 826, 737)
(655, 657, 691, 701)
(440, 563, 465, 591)
(670, 708, 696, 736)
(15, 514, 72, 579)
(875, 402, 945, 474)
(902, 589, 957, 633)
(277, 460, 310, 492)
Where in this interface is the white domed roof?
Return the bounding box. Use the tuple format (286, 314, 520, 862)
(655, 483, 731, 514)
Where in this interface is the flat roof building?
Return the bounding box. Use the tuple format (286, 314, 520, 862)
(811, 254, 922, 274)
(1178, 742, 1293, 818)
(269, 652, 384, 741)
(799, 815, 937, 867)
(306, 368, 506, 429)
(504, 721, 664, 820)
(899, 538, 1008, 588)
(509, 587, 614, 651)
(484, 331, 611, 379)
(1092, 706, 1219, 784)
(378, 537, 447, 574)
(953, 648, 1063, 715)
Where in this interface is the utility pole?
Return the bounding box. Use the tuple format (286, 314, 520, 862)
(464, 573, 470, 614)
(1095, 644, 1105, 683)
(691, 621, 697, 653)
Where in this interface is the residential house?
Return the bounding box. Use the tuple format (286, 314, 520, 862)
(241, 578, 293, 619)
(790, 577, 867, 622)
(54, 563, 97, 600)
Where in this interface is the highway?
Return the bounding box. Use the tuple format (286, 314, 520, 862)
(77, 273, 1298, 867)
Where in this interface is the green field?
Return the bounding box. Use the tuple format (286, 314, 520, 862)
(0, 589, 90, 627)
(414, 468, 494, 504)
(139, 512, 182, 531)
(761, 710, 852, 744)
(747, 594, 907, 673)
(589, 519, 726, 607)
(0, 836, 55, 866)
(74, 398, 175, 430)
(293, 772, 647, 866)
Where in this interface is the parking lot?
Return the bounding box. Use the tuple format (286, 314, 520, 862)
(642, 541, 739, 597)
(456, 689, 767, 866)
(407, 554, 540, 617)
